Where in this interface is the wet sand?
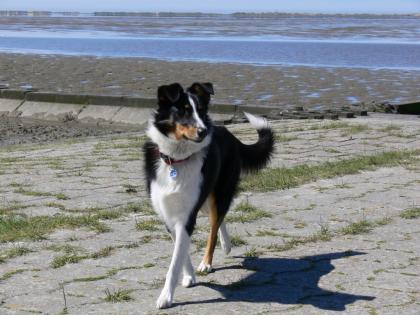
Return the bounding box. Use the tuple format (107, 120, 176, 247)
(0, 53, 419, 110)
(0, 116, 139, 147)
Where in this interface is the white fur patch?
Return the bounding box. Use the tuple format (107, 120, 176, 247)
(146, 120, 211, 160)
(188, 94, 206, 129)
(244, 112, 269, 130)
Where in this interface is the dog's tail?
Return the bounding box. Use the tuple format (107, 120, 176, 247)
(239, 112, 275, 172)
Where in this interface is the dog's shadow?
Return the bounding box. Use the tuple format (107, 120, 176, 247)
(179, 250, 374, 311)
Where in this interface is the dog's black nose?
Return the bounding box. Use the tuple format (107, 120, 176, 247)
(197, 128, 207, 138)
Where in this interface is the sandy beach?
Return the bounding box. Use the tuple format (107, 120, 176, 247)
(1, 53, 419, 111)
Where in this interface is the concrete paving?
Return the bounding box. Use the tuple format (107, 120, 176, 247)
(77, 105, 121, 125)
(0, 114, 419, 314)
(111, 107, 153, 126)
(18, 101, 84, 121)
(0, 98, 22, 116)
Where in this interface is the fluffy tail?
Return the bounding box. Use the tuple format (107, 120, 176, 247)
(239, 112, 275, 172)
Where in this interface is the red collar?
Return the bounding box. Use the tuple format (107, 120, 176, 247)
(153, 148, 191, 165)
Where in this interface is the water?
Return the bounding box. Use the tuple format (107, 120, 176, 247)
(0, 14, 419, 69)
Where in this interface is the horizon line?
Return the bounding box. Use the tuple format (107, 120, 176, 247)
(0, 10, 419, 15)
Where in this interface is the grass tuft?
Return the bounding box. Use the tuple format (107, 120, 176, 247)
(230, 235, 248, 247)
(104, 288, 134, 302)
(0, 246, 32, 263)
(0, 213, 112, 243)
(51, 254, 87, 268)
(340, 220, 373, 235)
(0, 268, 26, 281)
(136, 219, 161, 231)
(240, 150, 419, 192)
(400, 207, 420, 219)
(226, 202, 272, 223)
(244, 246, 259, 258)
(13, 187, 69, 200)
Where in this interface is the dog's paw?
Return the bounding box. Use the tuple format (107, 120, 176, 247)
(182, 274, 196, 288)
(197, 261, 213, 273)
(156, 289, 172, 309)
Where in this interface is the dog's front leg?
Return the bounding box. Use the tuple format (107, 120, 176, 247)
(156, 223, 191, 309)
(182, 254, 196, 288)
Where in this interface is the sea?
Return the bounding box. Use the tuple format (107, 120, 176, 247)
(0, 13, 419, 70)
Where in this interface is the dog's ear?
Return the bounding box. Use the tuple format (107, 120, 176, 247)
(188, 82, 214, 97)
(157, 83, 184, 105)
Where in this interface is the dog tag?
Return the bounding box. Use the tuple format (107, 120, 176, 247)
(169, 167, 177, 178)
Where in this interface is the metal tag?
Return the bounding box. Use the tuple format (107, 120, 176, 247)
(169, 167, 177, 178)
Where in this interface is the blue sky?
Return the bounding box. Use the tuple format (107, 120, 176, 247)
(0, 0, 419, 13)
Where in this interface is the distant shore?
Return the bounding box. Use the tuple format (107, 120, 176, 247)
(0, 10, 419, 17)
(0, 53, 419, 110)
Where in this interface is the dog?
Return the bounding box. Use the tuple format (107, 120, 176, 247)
(143, 82, 274, 309)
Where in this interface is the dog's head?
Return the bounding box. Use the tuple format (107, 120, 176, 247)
(153, 82, 214, 143)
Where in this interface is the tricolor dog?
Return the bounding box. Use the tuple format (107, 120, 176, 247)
(144, 82, 274, 308)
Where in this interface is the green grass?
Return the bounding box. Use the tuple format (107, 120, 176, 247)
(143, 263, 155, 268)
(0, 213, 112, 243)
(0, 246, 32, 263)
(90, 246, 114, 259)
(340, 124, 370, 136)
(307, 121, 369, 135)
(254, 215, 393, 254)
(51, 246, 115, 268)
(122, 202, 155, 215)
(0, 268, 26, 281)
(230, 235, 248, 247)
(275, 134, 298, 142)
(255, 229, 282, 237)
(45, 244, 81, 254)
(325, 148, 341, 154)
(103, 288, 134, 302)
(225, 202, 272, 223)
(240, 150, 419, 192)
(51, 254, 87, 268)
(243, 246, 259, 258)
(13, 187, 69, 200)
(267, 227, 332, 252)
(375, 217, 392, 226)
(136, 218, 161, 231)
(379, 124, 402, 132)
(0, 202, 32, 215)
(400, 207, 420, 219)
(192, 237, 207, 250)
(340, 220, 373, 235)
(45, 202, 66, 211)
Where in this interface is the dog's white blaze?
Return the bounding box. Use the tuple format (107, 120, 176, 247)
(188, 94, 206, 129)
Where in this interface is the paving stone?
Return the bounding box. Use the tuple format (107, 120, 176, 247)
(0, 114, 419, 314)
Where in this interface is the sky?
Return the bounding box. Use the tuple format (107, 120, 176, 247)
(0, 0, 419, 14)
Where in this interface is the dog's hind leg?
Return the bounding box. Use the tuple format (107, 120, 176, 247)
(156, 224, 190, 309)
(197, 194, 220, 273)
(218, 221, 231, 255)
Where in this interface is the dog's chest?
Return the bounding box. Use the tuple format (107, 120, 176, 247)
(150, 154, 204, 227)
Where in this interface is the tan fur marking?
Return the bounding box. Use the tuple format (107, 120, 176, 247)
(202, 193, 220, 266)
(174, 123, 198, 140)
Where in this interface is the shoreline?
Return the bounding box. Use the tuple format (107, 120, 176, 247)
(1, 52, 419, 110)
(2, 49, 420, 72)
